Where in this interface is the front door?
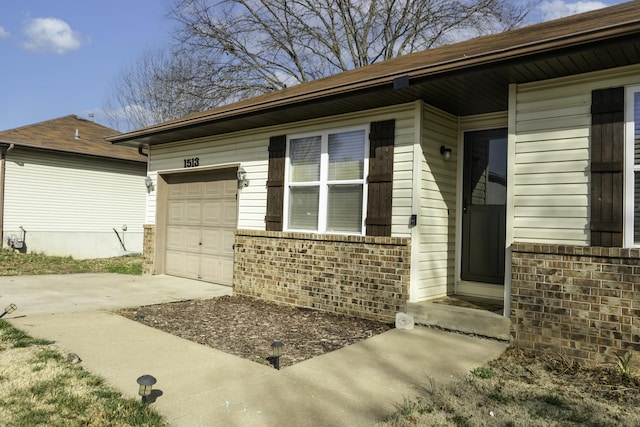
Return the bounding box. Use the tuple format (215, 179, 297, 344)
(461, 128, 507, 284)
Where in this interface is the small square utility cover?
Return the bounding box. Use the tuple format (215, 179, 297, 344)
(395, 312, 414, 330)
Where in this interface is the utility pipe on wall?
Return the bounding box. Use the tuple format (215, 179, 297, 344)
(0, 143, 15, 247)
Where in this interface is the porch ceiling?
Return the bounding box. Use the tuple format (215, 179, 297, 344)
(107, 2, 640, 147)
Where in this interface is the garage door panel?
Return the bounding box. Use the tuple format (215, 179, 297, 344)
(223, 201, 237, 226)
(201, 228, 226, 255)
(184, 228, 202, 251)
(200, 256, 235, 283)
(166, 227, 185, 251)
(187, 182, 203, 197)
(222, 229, 235, 251)
(223, 180, 238, 196)
(186, 202, 202, 224)
(200, 256, 222, 282)
(203, 180, 224, 197)
(164, 170, 237, 286)
(166, 251, 200, 280)
(203, 200, 223, 226)
(221, 258, 234, 284)
(168, 183, 187, 198)
(167, 227, 201, 251)
(168, 201, 185, 223)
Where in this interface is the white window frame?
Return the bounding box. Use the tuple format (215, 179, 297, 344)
(624, 85, 640, 247)
(283, 125, 369, 235)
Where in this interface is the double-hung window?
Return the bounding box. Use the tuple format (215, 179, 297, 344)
(625, 85, 640, 246)
(284, 127, 368, 234)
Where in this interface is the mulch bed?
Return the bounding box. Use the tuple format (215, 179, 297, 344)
(118, 295, 392, 368)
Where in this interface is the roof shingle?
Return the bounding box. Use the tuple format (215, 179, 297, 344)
(0, 115, 145, 163)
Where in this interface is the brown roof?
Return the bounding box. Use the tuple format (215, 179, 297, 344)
(108, 1, 640, 146)
(0, 115, 145, 163)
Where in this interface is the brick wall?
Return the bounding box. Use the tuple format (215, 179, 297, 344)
(234, 230, 411, 323)
(511, 243, 640, 365)
(142, 225, 155, 275)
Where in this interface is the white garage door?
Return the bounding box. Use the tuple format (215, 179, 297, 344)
(164, 170, 237, 285)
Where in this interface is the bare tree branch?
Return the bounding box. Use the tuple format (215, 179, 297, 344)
(107, 0, 530, 130)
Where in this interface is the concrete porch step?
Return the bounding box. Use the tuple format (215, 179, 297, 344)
(406, 300, 512, 341)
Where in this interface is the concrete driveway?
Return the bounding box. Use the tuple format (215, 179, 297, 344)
(0, 273, 232, 317)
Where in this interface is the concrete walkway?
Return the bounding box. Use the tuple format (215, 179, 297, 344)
(2, 274, 508, 426)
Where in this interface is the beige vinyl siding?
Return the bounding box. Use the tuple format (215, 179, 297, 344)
(390, 105, 420, 237)
(3, 148, 146, 258)
(414, 104, 458, 301)
(144, 170, 159, 224)
(148, 102, 418, 235)
(513, 64, 640, 245)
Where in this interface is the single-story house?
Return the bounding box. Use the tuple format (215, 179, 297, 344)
(0, 115, 147, 258)
(108, 2, 640, 364)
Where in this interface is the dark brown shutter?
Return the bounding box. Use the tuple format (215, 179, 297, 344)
(591, 87, 624, 247)
(265, 135, 286, 231)
(366, 119, 395, 236)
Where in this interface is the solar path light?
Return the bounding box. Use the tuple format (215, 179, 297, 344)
(137, 375, 157, 403)
(271, 341, 284, 370)
(0, 304, 17, 318)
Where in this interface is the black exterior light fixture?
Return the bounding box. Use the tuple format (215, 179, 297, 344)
(144, 176, 154, 193)
(237, 168, 249, 189)
(137, 374, 157, 403)
(440, 145, 452, 160)
(0, 303, 17, 318)
(271, 341, 284, 370)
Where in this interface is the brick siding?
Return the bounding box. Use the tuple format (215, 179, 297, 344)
(511, 243, 640, 365)
(142, 224, 155, 275)
(234, 230, 411, 323)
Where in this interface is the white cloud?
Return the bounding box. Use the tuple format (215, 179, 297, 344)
(539, 1, 609, 20)
(0, 26, 9, 38)
(22, 17, 82, 54)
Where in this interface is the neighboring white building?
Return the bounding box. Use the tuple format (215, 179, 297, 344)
(0, 115, 147, 258)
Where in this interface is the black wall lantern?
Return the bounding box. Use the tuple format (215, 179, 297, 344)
(440, 145, 452, 160)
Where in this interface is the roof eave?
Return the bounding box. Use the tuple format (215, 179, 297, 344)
(0, 138, 146, 163)
(107, 15, 640, 146)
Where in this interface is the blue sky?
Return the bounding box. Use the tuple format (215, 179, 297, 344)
(0, 0, 629, 133)
(0, 0, 173, 132)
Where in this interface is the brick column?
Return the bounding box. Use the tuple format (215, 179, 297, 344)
(511, 243, 640, 366)
(142, 225, 155, 275)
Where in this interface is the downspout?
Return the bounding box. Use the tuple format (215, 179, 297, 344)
(0, 143, 15, 247)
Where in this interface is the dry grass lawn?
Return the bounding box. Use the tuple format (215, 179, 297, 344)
(0, 320, 167, 427)
(0, 249, 142, 276)
(2, 250, 640, 426)
(379, 347, 640, 426)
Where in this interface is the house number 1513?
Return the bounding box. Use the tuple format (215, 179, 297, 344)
(183, 157, 200, 168)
